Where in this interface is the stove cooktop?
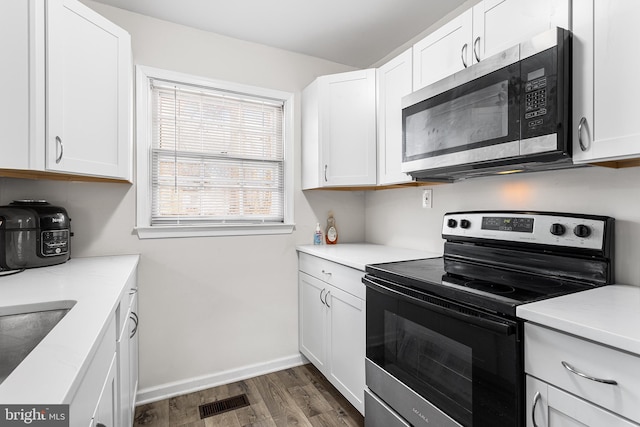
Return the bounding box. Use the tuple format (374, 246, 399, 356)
(365, 257, 596, 317)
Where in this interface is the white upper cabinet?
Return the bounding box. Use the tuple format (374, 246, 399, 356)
(413, 0, 570, 90)
(0, 0, 132, 181)
(413, 9, 472, 91)
(473, 0, 570, 63)
(377, 49, 414, 186)
(0, 0, 45, 170)
(46, 0, 131, 180)
(302, 69, 377, 189)
(572, 0, 640, 164)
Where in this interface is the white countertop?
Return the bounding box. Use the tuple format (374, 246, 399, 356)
(517, 285, 640, 356)
(297, 243, 440, 271)
(0, 255, 139, 404)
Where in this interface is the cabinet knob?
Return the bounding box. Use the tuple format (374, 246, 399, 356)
(55, 136, 64, 164)
(473, 36, 481, 62)
(561, 361, 618, 385)
(531, 391, 541, 427)
(461, 43, 468, 68)
(578, 117, 589, 151)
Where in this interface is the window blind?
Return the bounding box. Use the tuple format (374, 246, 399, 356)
(150, 79, 285, 226)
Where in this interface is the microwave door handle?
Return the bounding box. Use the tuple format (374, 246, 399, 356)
(363, 277, 515, 336)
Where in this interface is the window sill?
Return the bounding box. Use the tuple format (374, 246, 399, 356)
(135, 223, 295, 239)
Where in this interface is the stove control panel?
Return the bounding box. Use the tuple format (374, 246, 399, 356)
(442, 211, 610, 250)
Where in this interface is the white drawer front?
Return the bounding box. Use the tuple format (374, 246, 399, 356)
(298, 252, 365, 299)
(525, 323, 640, 423)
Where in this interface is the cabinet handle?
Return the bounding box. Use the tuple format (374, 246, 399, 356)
(55, 136, 64, 164)
(531, 391, 541, 427)
(324, 290, 331, 308)
(130, 312, 139, 339)
(473, 36, 481, 62)
(561, 361, 618, 385)
(578, 117, 588, 151)
(321, 269, 332, 277)
(320, 288, 327, 306)
(129, 287, 138, 296)
(461, 43, 468, 68)
(324, 164, 328, 182)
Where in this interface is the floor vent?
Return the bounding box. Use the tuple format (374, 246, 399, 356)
(199, 394, 250, 419)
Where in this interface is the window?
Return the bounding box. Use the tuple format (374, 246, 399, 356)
(136, 66, 294, 238)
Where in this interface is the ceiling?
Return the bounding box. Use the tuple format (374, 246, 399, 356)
(90, 0, 468, 68)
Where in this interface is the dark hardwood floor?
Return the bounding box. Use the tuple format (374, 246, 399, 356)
(133, 363, 364, 427)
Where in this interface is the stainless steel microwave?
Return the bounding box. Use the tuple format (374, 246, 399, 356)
(401, 28, 571, 181)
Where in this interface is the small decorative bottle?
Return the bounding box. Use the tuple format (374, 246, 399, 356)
(325, 213, 338, 245)
(313, 223, 323, 245)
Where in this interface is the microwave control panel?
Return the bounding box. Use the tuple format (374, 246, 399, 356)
(520, 46, 559, 140)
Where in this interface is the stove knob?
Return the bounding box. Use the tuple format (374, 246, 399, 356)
(460, 219, 471, 229)
(574, 224, 591, 238)
(550, 223, 566, 236)
(447, 219, 458, 228)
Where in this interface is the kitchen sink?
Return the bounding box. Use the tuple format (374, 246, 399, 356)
(0, 301, 76, 384)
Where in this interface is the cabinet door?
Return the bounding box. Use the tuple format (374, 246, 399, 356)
(572, 0, 640, 163)
(92, 354, 117, 427)
(0, 1, 36, 170)
(377, 49, 413, 186)
(129, 291, 139, 415)
(298, 272, 327, 371)
(46, 0, 131, 180)
(117, 290, 138, 427)
(413, 8, 472, 90)
(326, 285, 365, 414)
(526, 376, 638, 427)
(117, 306, 131, 427)
(319, 69, 376, 187)
(472, 0, 570, 63)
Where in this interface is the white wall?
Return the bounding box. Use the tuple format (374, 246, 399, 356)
(0, 0, 366, 400)
(365, 166, 640, 287)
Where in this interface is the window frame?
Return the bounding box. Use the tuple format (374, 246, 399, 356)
(135, 65, 295, 239)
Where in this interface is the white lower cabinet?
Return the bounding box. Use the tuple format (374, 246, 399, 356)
(298, 254, 365, 414)
(525, 323, 640, 426)
(526, 376, 638, 427)
(71, 270, 139, 427)
(117, 285, 138, 427)
(92, 355, 118, 427)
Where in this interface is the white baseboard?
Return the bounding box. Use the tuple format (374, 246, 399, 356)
(135, 353, 307, 405)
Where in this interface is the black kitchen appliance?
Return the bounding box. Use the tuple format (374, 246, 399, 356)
(401, 28, 572, 181)
(0, 200, 71, 271)
(363, 211, 614, 427)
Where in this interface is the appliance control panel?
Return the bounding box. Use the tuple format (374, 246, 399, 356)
(41, 229, 69, 256)
(442, 212, 608, 250)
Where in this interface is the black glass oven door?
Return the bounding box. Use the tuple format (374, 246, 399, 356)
(402, 63, 520, 162)
(365, 276, 523, 427)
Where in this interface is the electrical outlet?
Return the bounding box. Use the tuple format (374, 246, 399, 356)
(422, 189, 433, 209)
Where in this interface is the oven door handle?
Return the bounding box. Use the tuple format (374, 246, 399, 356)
(364, 276, 516, 336)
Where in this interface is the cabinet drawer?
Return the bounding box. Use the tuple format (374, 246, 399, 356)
(525, 323, 640, 423)
(298, 253, 365, 299)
